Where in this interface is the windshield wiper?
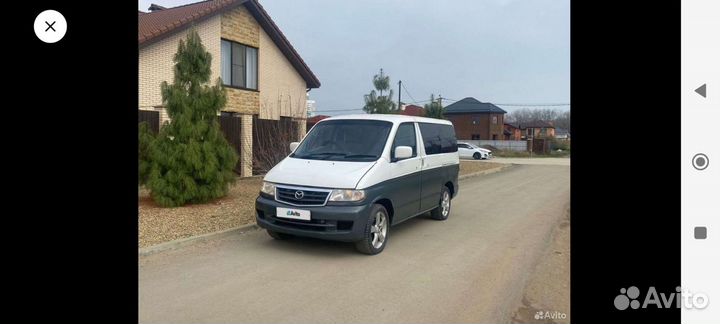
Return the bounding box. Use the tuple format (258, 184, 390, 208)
(343, 154, 377, 159)
(296, 152, 347, 160)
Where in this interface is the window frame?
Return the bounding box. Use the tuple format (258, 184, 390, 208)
(418, 122, 458, 155)
(221, 38, 259, 91)
(391, 122, 418, 161)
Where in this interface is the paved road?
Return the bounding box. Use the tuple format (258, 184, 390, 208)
(139, 164, 570, 323)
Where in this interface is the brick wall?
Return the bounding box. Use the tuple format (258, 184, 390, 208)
(258, 26, 308, 120)
(139, 15, 221, 109)
(446, 113, 506, 140)
(221, 6, 261, 115)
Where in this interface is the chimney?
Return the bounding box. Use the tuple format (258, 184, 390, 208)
(148, 4, 167, 12)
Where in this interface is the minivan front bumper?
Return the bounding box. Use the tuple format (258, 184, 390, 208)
(255, 196, 372, 242)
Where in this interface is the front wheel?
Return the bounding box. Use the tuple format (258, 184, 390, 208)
(355, 204, 390, 255)
(430, 187, 451, 220)
(473, 152, 481, 160)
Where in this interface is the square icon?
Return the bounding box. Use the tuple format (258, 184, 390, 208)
(694, 226, 707, 240)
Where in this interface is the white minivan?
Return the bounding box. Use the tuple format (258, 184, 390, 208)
(255, 114, 460, 254)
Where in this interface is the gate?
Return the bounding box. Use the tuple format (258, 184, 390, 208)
(218, 115, 243, 174)
(138, 110, 160, 133)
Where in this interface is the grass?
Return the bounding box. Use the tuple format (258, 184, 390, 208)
(459, 160, 504, 174)
(139, 160, 508, 248)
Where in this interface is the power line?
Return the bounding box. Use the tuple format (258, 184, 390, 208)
(440, 98, 569, 107)
(495, 103, 570, 107)
(400, 82, 418, 104)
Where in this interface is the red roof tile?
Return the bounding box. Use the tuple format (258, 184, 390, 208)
(400, 105, 425, 116)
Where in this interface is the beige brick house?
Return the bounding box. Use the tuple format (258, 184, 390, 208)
(139, 0, 321, 177)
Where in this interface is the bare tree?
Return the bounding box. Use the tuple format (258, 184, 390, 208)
(507, 108, 569, 129)
(253, 119, 299, 174)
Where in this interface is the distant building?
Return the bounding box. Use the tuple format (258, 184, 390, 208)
(555, 128, 570, 139)
(399, 104, 425, 117)
(504, 123, 522, 141)
(306, 99, 317, 117)
(444, 97, 507, 140)
(306, 114, 330, 130)
(517, 120, 556, 139)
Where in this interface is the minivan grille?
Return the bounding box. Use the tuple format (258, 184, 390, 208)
(276, 186, 330, 206)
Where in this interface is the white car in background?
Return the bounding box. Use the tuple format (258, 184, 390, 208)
(457, 142, 492, 160)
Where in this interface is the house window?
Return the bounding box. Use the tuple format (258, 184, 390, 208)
(492, 116, 498, 124)
(492, 134, 497, 140)
(221, 39, 258, 90)
(526, 128, 533, 136)
(472, 117, 480, 125)
(471, 134, 480, 140)
(540, 128, 547, 135)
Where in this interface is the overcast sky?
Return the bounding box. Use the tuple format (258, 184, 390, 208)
(139, 0, 570, 115)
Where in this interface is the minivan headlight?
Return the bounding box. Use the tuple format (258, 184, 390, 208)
(328, 189, 366, 202)
(261, 181, 276, 196)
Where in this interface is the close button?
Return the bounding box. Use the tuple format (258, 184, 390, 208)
(692, 153, 709, 171)
(34, 10, 66, 43)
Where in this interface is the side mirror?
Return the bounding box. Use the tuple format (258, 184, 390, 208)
(289, 142, 300, 152)
(394, 146, 413, 160)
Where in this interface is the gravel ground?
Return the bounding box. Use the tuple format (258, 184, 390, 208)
(139, 177, 262, 248)
(139, 161, 506, 248)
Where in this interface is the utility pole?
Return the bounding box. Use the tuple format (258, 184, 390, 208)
(398, 80, 402, 111)
(437, 94, 443, 107)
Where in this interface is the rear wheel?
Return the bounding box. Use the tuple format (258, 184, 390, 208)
(430, 187, 451, 221)
(267, 229, 292, 240)
(473, 152, 481, 160)
(355, 204, 390, 255)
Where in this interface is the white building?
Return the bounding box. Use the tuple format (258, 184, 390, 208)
(306, 99, 317, 117)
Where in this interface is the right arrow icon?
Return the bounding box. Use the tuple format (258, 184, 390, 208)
(695, 84, 707, 98)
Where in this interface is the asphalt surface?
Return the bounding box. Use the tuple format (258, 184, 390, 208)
(139, 164, 570, 323)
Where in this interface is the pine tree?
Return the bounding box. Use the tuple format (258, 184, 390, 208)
(363, 68, 397, 114)
(145, 29, 238, 207)
(424, 94, 445, 119)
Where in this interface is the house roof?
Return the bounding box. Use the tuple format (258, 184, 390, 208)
(399, 104, 425, 117)
(307, 115, 330, 124)
(138, 0, 321, 88)
(518, 120, 555, 129)
(443, 97, 507, 114)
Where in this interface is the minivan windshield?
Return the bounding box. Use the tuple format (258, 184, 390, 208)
(292, 120, 393, 162)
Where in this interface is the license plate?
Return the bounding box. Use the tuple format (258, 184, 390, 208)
(276, 207, 311, 221)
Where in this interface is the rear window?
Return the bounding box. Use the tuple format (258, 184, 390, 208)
(418, 123, 457, 155)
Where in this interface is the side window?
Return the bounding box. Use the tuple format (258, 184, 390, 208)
(441, 124, 458, 153)
(419, 123, 441, 155)
(392, 123, 417, 159)
(419, 123, 458, 155)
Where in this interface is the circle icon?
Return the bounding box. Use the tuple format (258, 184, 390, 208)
(34, 10, 67, 43)
(692, 153, 709, 171)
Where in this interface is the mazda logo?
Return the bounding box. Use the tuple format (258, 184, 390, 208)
(294, 191, 304, 200)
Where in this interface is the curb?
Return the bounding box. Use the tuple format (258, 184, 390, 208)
(139, 223, 260, 257)
(140, 164, 513, 256)
(458, 163, 514, 181)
